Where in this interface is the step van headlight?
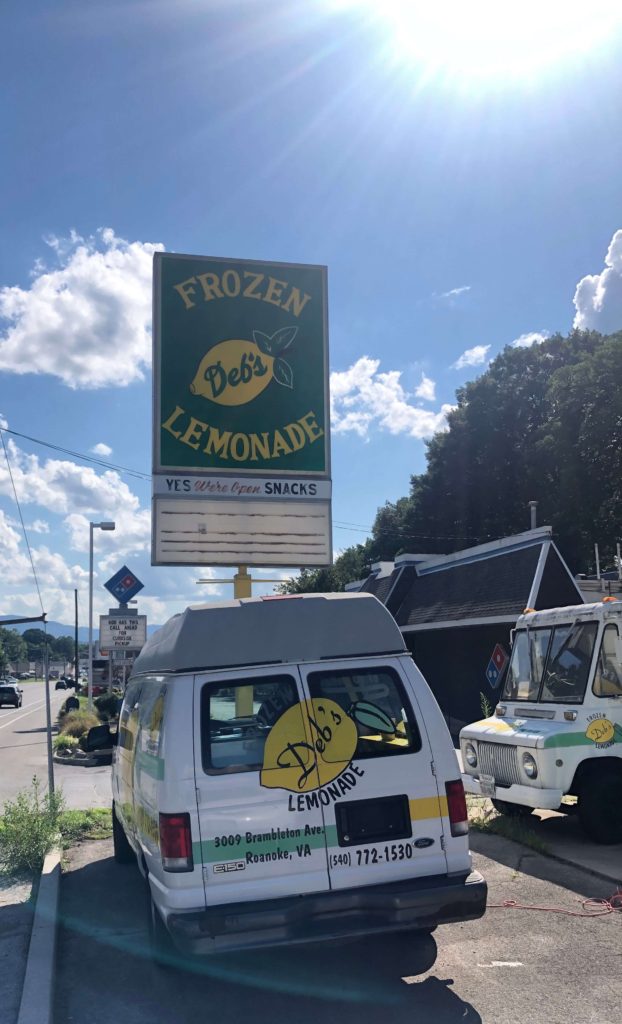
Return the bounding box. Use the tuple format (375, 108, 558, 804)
(464, 742, 478, 768)
(522, 752, 538, 779)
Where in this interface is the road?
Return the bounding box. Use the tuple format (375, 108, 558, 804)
(0, 681, 111, 810)
(53, 831, 622, 1024)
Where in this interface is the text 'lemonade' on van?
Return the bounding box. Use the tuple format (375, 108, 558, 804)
(460, 600, 622, 844)
(87, 593, 486, 959)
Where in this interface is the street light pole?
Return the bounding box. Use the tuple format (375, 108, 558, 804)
(88, 521, 116, 711)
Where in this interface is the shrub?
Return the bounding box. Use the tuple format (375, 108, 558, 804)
(94, 694, 120, 718)
(0, 776, 65, 875)
(53, 734, 79, 753)
(59, 709, 100, 739)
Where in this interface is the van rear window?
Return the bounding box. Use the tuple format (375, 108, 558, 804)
(307, 667, 421, 760)
(201, 676, 302, 774)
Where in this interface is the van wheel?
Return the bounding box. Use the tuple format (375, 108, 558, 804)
(112, 803, 135, 864)
(491, 799, 533, 818)
(579, 770, 622, 844)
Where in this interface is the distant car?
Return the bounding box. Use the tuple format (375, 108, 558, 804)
(55, 679, 68, 690)
(0, 684, 22, 708)
(18, 672, 30, 680)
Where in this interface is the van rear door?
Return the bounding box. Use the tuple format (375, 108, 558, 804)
(193, 667, 330, 905)
(297, 657, 449, 890)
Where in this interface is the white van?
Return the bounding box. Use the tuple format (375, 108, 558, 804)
(88, 593, 486, 958)
(460, 600, 622, 844)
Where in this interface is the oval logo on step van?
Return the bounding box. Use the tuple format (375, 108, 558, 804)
(414, 837, 434, 849)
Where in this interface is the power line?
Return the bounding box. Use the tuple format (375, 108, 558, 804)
(0, 427, 150, 481)
(1, 431, 45, 615)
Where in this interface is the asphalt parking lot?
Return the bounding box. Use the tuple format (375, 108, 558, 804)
(53, 832, 622, 1024)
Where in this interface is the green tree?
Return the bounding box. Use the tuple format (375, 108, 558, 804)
(278, 542, 372, 594)
(52, 635, 75, 669)
(0, 628, 27, 670)
(22, 628, 51, 663)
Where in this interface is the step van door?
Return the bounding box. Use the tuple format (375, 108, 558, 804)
(193, 666, 330, 906)
(297, 657, 449, 891)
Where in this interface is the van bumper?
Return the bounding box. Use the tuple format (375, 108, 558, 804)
(166, 869, 487, 954)
(462, 772, 563, 809)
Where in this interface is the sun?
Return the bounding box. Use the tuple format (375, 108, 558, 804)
(328, 0, 622, 81)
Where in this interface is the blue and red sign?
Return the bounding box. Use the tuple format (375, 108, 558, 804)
(104, 565, 144, 605)
(485, 643, 508, 690)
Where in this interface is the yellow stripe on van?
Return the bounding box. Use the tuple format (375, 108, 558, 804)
(409, 795, 448, 820)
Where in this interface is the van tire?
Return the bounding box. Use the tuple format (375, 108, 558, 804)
(578, 770, 622, 844)
(112, 803, 135, 864)
(491, 799, 533, 818)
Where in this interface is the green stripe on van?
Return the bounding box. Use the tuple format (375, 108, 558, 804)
(135, 750, 165, 780)
(542, 732, 622, 749)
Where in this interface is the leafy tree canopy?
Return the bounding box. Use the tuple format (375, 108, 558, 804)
(281, 329, 622, 593)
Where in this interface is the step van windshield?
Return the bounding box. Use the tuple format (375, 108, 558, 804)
(502, 621, 598, 704)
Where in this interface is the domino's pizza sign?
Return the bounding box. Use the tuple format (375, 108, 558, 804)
(104, 565, 144, 605)
(485, 643, 508, 690)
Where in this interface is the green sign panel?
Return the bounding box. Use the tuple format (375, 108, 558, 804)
(153, 254, 329, 476)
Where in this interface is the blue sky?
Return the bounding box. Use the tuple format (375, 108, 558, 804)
(2, 0, 622, 628)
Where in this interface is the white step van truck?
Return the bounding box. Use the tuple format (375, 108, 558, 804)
(460, 600, 622, 844)
(87, 592, 486, 960)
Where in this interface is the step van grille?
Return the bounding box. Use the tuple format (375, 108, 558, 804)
(478, 742, 521, 787)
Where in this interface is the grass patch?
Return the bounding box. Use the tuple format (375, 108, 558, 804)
(58, 808, 112, 845)
(0, 776, 65, 876)
(467, 795, 548, 855)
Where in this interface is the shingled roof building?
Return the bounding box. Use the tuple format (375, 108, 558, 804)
(346, 527, 583, 739)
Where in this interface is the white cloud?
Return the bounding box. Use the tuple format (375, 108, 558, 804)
(0, 227, 164, 389)
(91, 442, 112, 457)
(511, 330, 550, 349)
(574, 229, 622, 333)
(28, 519, 50, 534)
(413, 373, 436, 401)
(330, 357, 453, 439)
(436, 285, 471, 302)
(452, 345, 490, 370)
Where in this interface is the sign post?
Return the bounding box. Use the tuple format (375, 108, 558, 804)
(152, 253, 331, 570)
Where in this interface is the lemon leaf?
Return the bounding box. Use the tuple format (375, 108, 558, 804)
(252, 330, 273, 355)
(270, 326, 298, 354)
(273, 357, 294, 389)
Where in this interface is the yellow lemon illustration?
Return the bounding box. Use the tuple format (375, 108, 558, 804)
(190, 339, 274, 406)
(261, 699, 358, 793)
(585, 718, 615, 744)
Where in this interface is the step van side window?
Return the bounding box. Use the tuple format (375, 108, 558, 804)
(307, 667, 422, 762)
(593, 624, 622, 697)
(201, 675, 306, 775)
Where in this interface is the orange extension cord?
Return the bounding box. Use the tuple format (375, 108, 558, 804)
(489, 892, 622, 917)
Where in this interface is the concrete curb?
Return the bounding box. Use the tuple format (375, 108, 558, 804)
(53, 753, 98, 767)
(16, 846, 61, 1024)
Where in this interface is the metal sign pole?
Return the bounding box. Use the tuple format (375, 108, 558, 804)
(44, 638, 55, 796)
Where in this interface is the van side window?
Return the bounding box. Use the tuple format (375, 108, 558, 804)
(201, 676, 301, 774)
(119, 681, 142, 752)
(593, 624, 622, 698)
(307, 667, 421, 761)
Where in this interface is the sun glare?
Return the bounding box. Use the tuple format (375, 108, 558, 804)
(329, 0, 622, 81)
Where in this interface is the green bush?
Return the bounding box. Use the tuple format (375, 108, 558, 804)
(94, 694, 120, 718)
(53, 733, 79, 752)
(0, 776, 65, 875)
(59, 709, 100, 739)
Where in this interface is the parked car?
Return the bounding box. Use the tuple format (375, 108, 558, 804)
(0, 683, 23, 708)
(87, 593, 487, 963)
(18, 672, 31, 680)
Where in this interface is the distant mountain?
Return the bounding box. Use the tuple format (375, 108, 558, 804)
(0, 617, 162, 641)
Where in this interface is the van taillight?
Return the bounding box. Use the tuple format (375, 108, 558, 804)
(445, 779, 469, 837)
(159, 812, 194, 872)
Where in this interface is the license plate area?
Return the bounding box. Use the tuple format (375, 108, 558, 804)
(335, 795, 412, 847)
(479, 773, 496, 797)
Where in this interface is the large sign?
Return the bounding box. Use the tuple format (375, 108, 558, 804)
(99, 615, 147, 650)
(152, 253, 331, 568)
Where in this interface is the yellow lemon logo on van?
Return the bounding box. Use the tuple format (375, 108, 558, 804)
(261, 698, 358, 794)
(190, 326, 298, 407)
(585, 718, 615, 745)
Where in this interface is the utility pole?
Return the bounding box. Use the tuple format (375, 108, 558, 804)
(74, 588, 79, 684)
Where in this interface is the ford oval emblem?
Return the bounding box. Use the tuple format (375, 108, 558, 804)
(414, 837, 434, 849)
